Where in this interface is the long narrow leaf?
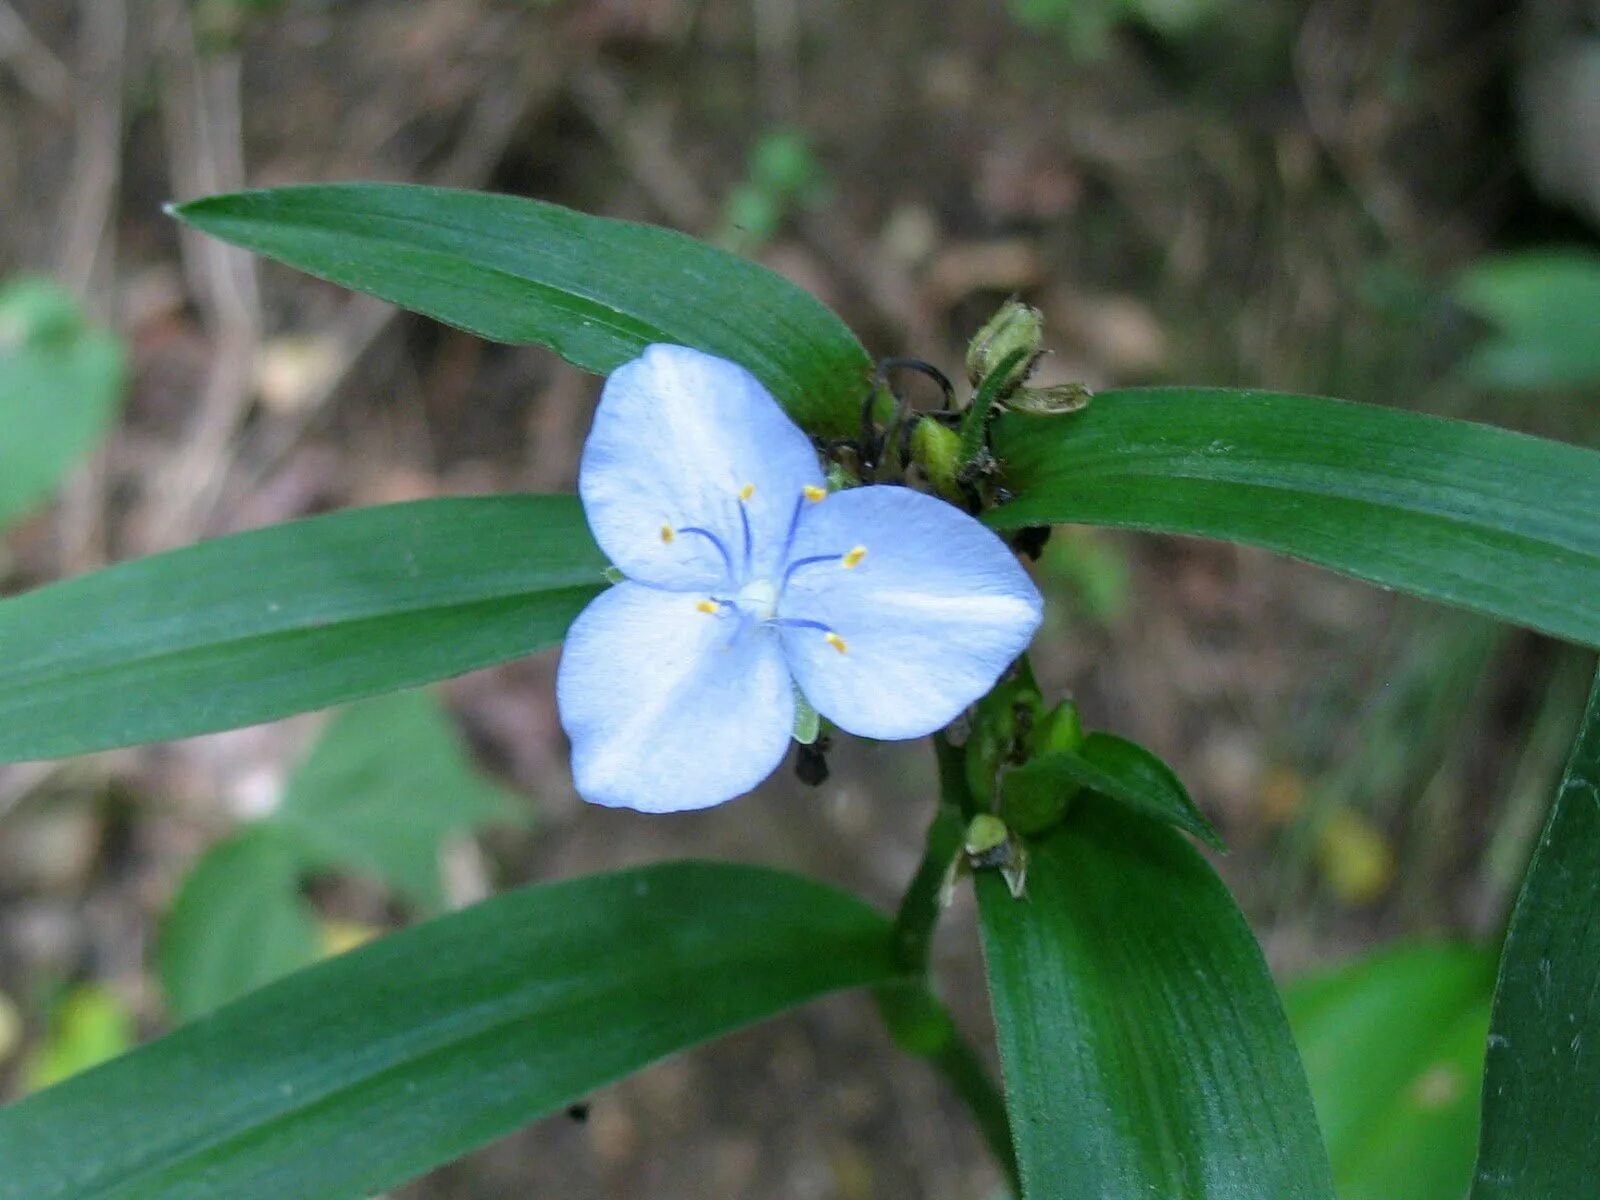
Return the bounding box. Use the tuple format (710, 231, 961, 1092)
(170, 184, 872, 434)
(1472, 659, 1600, 1196)
(0, 862, 898, 1200)
(0, 495, 606, 762)
(988, 392, 1600, 647)
(977, 796, 1335, 1200)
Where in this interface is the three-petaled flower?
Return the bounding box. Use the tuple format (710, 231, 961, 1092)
(557, 344, 1044, 812)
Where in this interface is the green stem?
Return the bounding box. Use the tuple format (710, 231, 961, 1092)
(958, 347, 1028, 466)
(891, 778, 964, 972)
(925, 1017, 1019, 1194)
(874, 733, 1021, 1197)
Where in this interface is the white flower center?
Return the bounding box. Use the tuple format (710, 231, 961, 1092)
(734, 577, 779, 622)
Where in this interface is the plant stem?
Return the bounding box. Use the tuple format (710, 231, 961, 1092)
(958, 347, 1028, 466)
(890, 785, 964, 973)
(874, 732, 1021, 1197)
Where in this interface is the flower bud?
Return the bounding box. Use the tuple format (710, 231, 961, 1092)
(1029, 699, 1084, 757)
(909, 417, 963, 503)
(964, 672, 1043, 804)
(965, 300, 1044, 389)
(1001, 764, 1079, 837)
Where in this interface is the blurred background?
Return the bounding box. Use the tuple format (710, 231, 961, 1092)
(2, 1, 1599, 1197)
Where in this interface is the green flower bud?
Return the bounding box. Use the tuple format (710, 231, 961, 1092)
(1001, 764, 1079, 837)
(910, 417, 963, 503)
(965, 300, 1044, 389)
(962, 813, 1028, 898)
(1029, 699, 1084, 757)
(1000, 700, 1085, 836)
(963, 813, 1010, 861)
(964, 720, 1007, 808)
(964, 672, 1044, 804)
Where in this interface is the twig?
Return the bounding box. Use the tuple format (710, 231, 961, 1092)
(54, 0, 129, 574)
(207, 36, 574, 520)
(0, 0, 72, 110)
(570, 67, 713, 230)
(148, 0, 261, 547)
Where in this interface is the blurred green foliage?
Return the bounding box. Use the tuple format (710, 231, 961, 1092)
(1457, 249, 1600, 392)
(160, 824, 321, 1023)
(1034, 527, 1130, 628)
(1008, 0, 1230, 57)
(160, 690, 521, 1022)
(24, 984, 134, 1092)
(0, 278, 125, 532)
(719, 128, 831, 253)
(1286, 942, 1492, 1200)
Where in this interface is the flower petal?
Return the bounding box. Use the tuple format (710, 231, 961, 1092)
(777, 486, 1043, 739)
(579, 344, 826, 589)
(557, 580, 795, 811)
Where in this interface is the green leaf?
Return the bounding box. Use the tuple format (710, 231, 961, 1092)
(0, 862, 898, 1200)
(0, 495, 606, 764)
(1286, 942, 1493, 1200)
(988, 392, 1600, 648)
(169, 184, 871, 435)
(277, 691, 519, 909)
(0, 277, 126, 529)
(1001, 731, 1223, 848)
(159, 824, 319, 1022)
(977, 796, 1334, 1200)
(1473, 660, 1600, 1198)
(24, 985, 135, 1093)
(1456, 249, 1600, 390)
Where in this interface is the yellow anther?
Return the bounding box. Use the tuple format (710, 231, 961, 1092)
(842, 545, 867, 568)
(696, 599, 719, 615)
(660, 525, 675, 544)
(803, 484, 826, 502)
(738, 483, 756, 502)
(825, 632, 848, 654)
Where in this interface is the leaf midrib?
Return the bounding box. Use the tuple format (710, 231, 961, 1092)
(991, 469, 1600, 563)
(0, 582, 601, 695)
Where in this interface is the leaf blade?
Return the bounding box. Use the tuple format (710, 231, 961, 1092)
(169, 184, 872, 434)
(1472, 659, 1600, 1197)
(977, 796, 1334, 1200)
(0, 862, 898, 1200)
(0, 495, 606, 763)
(988, 391, 1600, 648)
(1002, 732, 1223, 848)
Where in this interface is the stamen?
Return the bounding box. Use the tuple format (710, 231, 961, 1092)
(803, 484, 826, 502)
(842, 545, 867, 568)
(660, 525, 675, 544)
(782, 554, 842, 589)
(771, 617, 831, 633)
(677, 526, 735, 579)
(825, 632, 848, 654)
(737, 497, 754, 571)
(782, 493, 806, 559)
(695, 599, 720, 615)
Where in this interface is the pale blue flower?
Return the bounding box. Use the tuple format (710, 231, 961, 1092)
(557, 344, 1045, 812)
